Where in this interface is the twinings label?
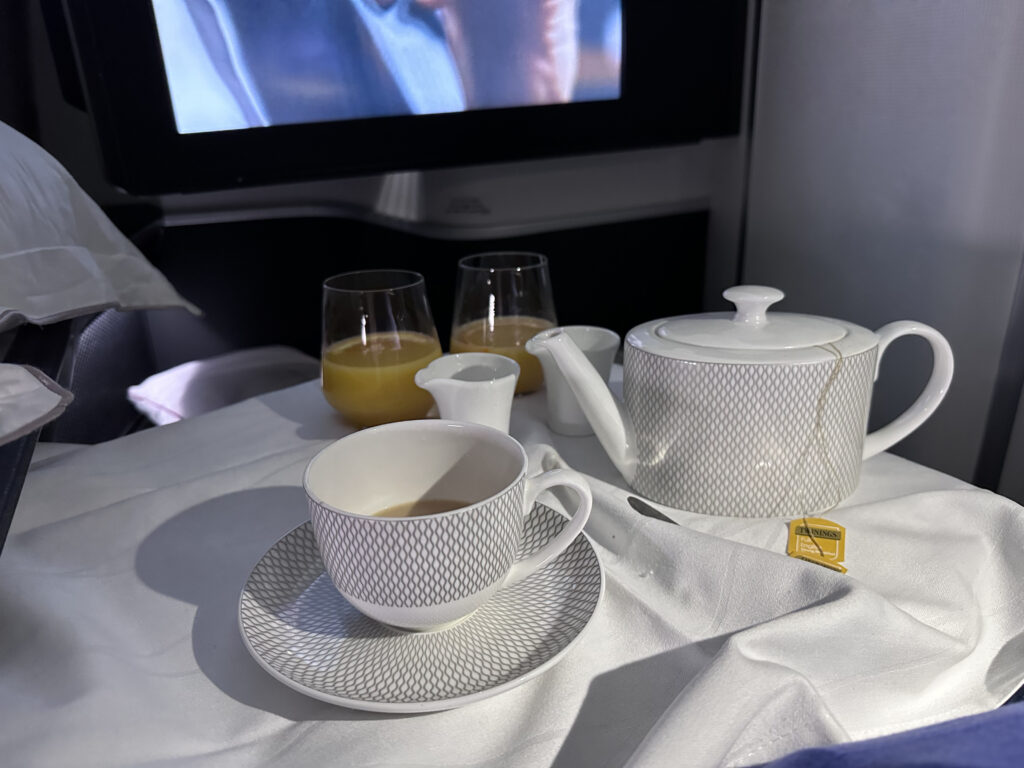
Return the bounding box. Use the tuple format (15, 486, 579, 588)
(788, 517, 846, 573)
(792, 525, 841, 540)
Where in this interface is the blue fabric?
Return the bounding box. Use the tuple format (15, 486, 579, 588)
(761, 702, 1024, 768)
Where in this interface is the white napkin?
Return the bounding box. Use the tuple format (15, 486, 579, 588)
(127, 346, 320, 425)
(527, 443, 1024, 766)
(0, 363, 73, 446)
(0, 120, 199, 332)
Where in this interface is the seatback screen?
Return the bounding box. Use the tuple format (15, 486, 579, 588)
(151, 0, 623, 134)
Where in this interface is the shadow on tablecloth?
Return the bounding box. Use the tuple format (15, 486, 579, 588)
(135, 485, 410, 722)
(550, 637, 728, 768)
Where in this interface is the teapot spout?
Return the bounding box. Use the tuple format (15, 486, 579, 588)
(526, 329, 637, 485)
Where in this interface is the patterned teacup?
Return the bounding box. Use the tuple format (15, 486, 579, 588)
(305, 420, 592, 631)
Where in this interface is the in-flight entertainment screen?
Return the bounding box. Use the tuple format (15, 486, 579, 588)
(151, 0, 623, 134)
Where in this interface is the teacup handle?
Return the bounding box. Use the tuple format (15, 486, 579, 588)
(862, 321, 954, 459)
(504, 468, 592, 587)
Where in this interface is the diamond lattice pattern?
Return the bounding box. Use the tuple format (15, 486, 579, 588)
(309, 484, 523, 607)
(624, 346, 877, 517)
(240, 505, 601, 705)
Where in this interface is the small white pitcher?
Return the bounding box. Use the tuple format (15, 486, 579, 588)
(415, 353, 520, 433)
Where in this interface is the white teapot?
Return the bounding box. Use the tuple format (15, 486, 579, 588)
(526, 286, 954, 518)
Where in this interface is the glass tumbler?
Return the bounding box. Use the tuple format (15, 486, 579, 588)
(450, 252, 557, 394)
(321, 270, 442, 428)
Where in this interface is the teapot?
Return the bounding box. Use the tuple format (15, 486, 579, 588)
(526, 286, 954, 517)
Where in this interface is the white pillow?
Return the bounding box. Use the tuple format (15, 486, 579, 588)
(127, 346, 320, 425)
(0, 120, 199, 333)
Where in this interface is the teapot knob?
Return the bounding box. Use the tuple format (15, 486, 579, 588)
(723, 285, 785, 326)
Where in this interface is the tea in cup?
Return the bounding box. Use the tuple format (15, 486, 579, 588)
(304, 419, 592, 631)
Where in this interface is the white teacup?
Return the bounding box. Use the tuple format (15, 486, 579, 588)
(305, 420, 592, 631)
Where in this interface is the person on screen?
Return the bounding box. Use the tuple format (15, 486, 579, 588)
(153, 0, 597, 133)
(415, 0, 579, 108)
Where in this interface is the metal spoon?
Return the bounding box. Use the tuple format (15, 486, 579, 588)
(627, 495, 678, 525)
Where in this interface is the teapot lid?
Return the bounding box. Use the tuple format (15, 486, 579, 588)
(629, 286, 878, 364)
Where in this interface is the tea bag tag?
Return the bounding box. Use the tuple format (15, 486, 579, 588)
(787, 517, 847, 574)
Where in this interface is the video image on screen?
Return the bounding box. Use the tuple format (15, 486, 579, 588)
(152, 0, 623, 135)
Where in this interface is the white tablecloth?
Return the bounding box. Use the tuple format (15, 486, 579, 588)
(2, 374, 1023, 767)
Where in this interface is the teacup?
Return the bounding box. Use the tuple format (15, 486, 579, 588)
(304, 419, 592, 631)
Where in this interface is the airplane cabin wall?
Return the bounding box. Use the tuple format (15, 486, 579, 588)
(722, 0, 1024, 498)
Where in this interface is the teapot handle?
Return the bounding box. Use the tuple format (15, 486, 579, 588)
(862, 321, 954, 459)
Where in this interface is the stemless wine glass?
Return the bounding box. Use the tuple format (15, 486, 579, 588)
(321, 270, 442, 428)
(450, 252, 557, 394)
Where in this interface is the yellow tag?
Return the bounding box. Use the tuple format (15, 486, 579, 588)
(792, 554, 848, 574)
(787, 517, 847, 572)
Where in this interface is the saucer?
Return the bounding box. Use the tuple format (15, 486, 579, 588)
(238, 502, 603, 713)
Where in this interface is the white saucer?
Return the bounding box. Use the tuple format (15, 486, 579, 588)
(238, 503, 603, 713)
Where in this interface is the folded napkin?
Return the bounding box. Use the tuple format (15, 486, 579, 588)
(0, 120, 199, 333)
(0, 363, 73, 447)
(127, 346, 320, 425)
(526, 443, 1024, 767)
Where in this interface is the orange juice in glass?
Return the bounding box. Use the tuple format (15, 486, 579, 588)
(322, 270, 441, 428)
(450, 253, 557, 395)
